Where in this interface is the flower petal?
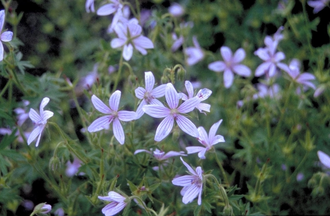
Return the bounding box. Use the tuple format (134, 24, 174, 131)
(118, 110, 136, 121)
(209, 119, 223, 141)
(186, 146, 206, 155)
(182, 184, 200, 204)
(111, 38, 126, 48)
(101, 202, 126, 216)
(154, 116, 174, 142)
(184, 80, 194, 98)
(143, 104, 170, 118)
(42, 110, 54, 121)
(176, 115, 198, 137)
(274, 51, 285, 62)
(165, 83, 179, 109)
(88, 115, 113, 132)
(112, 118, 125, 144)
(144, 71, 155, 92)
(232, 64, 251, 77)
(223, 69, 234, 88)
(255, 62, 271, 77)
(123, 44, 133, 61)
(180, 157, 196, 175)
(208, 61, 226, 72)
(0, 41, 4, 61)
(220, 46, 232, 62)
(40, 97, 50, 113)
(172, 175, 196, 186)
(1, 31, 13, 42)
(135, 87, 145, 99)
(151, 84, 166, 98)
(134, 149, 151, 155)
(128, 23, 142, 37)
(29, 108, 42, 123)
(109, 90, 121, 111)
(232, 48, 245, 63)
(197, 126, 209, 146)
(134, 36, 154, 49)
(177, 97, 200, 114)
(318, 151, 330, 169)
(0, 10, 4, 32)
(162, 151, 186, 160)
(97, 3, 117, 16)
(212, 135, 225, 145)
(27, 126, 43, 145)
(91, 95, 111, 114)
(108, 191, 126, 202)
(135, 100, 147, 119)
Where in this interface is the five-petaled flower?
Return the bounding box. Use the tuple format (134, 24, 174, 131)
(172, 157, 203, 205)
(186, 119, 225, 159)
(28, 97, 54, 147)
(180, 80, 212, 114)
(134, 148, 186, 161)
(98, 191, 128, 216)
(208, 46, 251, 88)
(111, 23, 154, 61)
(135, 71, 166, 119)
(184, 36, 204, 66)
(0, 10, 13, 61)
(87, 91, 136, 145)
(143, 83, 200, 142)
(307, 0, 329, 13)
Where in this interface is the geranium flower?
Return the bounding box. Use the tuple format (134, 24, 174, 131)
(66, 157, 82, 177)
(308, 0, 329, 13)
(134, 71, 166, 119)
(186, 119, 225, 159)
(111, 23, 154, 61)
(97, 0, 122, 16)
(184, 36, 204, 66)
(171, 33, 184, 52)
(28, 97, 54, 147)
(208, 46, 251, 88)
(98, 191, 128, 216)
(85, 0, 95, 13)
(172, 157, 203, 205)
(134, 148, 186, 161)
(180, 80, 212, 114)
(169, 3, 185, 17)
(143, 83, 200, 142)
(87, 91, 136, 145)
(317, 150, 330, 169)
(0, 10, 13, 61)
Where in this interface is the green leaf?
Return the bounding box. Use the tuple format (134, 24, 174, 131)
(0, 129, 17, 150)
(127, 179, 138, 194)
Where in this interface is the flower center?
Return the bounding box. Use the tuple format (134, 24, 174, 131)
(143, 91, 154, 103)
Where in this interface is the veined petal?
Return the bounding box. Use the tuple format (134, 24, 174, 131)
(151, 84, 166, 98)
(111, 38, 126, 48)
(186, 146, 205, 154)
(208, 61, 226, 72)
(163, 151, 186, 160)
(318, 151, 330, 169)
(177, 97, 200, 114)
(297, 73, 315, 81)
(176, 115, 198, 138)
(144, 71, 155, 92)
(1, 31, 13, 42)
(113, 118, 125, 144)
(154, 116, 174, 142)
(209, 119, 223, 141)
(42, 110, 54, 121)
(134, 149, 151, 155)
(182, 184, 200, 204)
(135, 87, 146, 99)
(220, 46, 232, 62)
(232, 65, 251, 77)
(232, 48, 246, 63)
(184, 80, 194, 98)
(135, 100, 147, 119)
(274, 51, 285, 62)
(172, 175, 196, 186)
(212, 135, 225, 145)
(223, 69, 234, 88)
(255, 62, 271, 77)
(197, 126, 209, 146)
(197, 149, 207, 160)
(128, 23, 142, 37)
(102, 202, 126, 216)
(149, 98, 164, 106)
(268, 63, 276, 77)
(108, 191, 126, 202)
(196, 88, 212, 101)
(97, 3, 117, 16)
(109, 90, 121, 111)
(27, 126, 42, 145)
(88, 115, 113, 132)
(29, 108, 42, 123)
(40, 97, 50, 113)
(114, 23, 127, 39)
(254, 48, 270, 61)
(118, 110, 136, 121)
(0, 10, 4, 32)
(143, 105, 170, 118)
(197, 185, 203, 205)
(134, 36, 154, 49)
(91, 95, 111, 114)
(123, 44, 133, 61)
(196, 167, 203, 180)
(0, 41, 4, 61)
(135, 45, 147, 55)
(196, 103, 211, 113)
(180, 157, 196, 175)
(165, 83, 179, 109)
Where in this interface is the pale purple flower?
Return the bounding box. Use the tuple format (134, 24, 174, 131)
(97, 0, 122, 16)
(66, 157, 82, 177)
(253, 83, 281, 99)
(0, 128, 30, 143)
(208, 46, 251, 88)
(28, 97, 54, 147)
(134, 148, 186, 161)
(107, 6, 139, 34)
(0, 10, 13, 61)
(169, 3, 185, 17)
(98, 191, 127, 216)
(134, 71, 166, 119)
(180, 80, 212, 114)
(186, 119, 225, 159)
(22, 200, 34, 211)
(308, 0, 329, 13)
(317, 150, 330, 169)
(14, 100, 30, 126)
(296, 173, 304, 182)
(314, 85, 326, 98)
(184, 36, 204, 66)
(85, 0, 95, 13)
(171, 33, 184, 52)
(172, 157, 203, 205)
(87, 92, 136, 145)
(55, 208, 65, 216)
(111, 23, 154, 61)
(40, 204, 52, 214)
(143, 83, 200, 142)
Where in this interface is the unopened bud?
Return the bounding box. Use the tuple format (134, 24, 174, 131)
(49, 156, 61, 172)
(172, 126, 180, 141)
(32, 203, 52, 215)
(223, 205, 234, 216)
(312, 186, 324, 197)
(177, 67, 186, 82)
(161, 76, 169, 84)
(128, 74, 137, 83)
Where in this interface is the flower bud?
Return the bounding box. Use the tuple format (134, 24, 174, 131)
(312, 186, 324, 197)
(31, 203, 52, 215)
(161, 76, 169, 84)
(223, 205, 234, 216)
(177, 67, 186, 82)
(49, 156, 61, 172)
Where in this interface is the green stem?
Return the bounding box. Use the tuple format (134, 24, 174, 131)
(213, 151, 230, 186)
(113, 53, 124, 91)
(0, 79, 10, 98)
(92, 149, 105, 204)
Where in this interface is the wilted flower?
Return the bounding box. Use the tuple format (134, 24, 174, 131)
(184, 36, 204, 66)
(172, 157, 203, 205)
(169, 3, 185, 17)
(85, 0, 95, 13)
(111, 23, 154, 61)
(28, 97, 54, 147)
(134, 71, 166, 119)
(180, 80, 212, 114)
(87, 92, 136, 145)
(186, 119, 225, 159)
(143, 83, 200, 141)
(307, 0, 329, 13)
(208, 46, 251, 88)
(0, 10, 13, 61)
(98, 191, 128, 216)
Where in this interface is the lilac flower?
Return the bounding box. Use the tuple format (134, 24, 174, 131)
(184, 36, 204, 66)
(254, 27, 285, 78)
(134, 148, 186, 161)
(98, 191, 128, 216)
(55, 208, 65, 216)
(296, 173, 304, 182)
(14, 100, 30, 126)
(134, 71, 166, 119)
(186, 119, 225, 159)
(143, 83, 200, 142)
(0, 10, 13, 61)
(87, 92, 136, 145)
(40, 203, 52, 214)
(308, 0, 329, 13)
(85, 0, 95, 13)
(172, 157, 203, 205)
(171, 33, 184, 52)
(97, 0, 122, 16)
(317, 150, 330, 169)
(0, 128, 30, 143)
(208, 46, 251, 88)
(111, 23, 154, 61)
(28, 97, 54, 147)
(107, 6, 139, 34)
(66, 157, 82, 177)
(253, 83, 281, 99)
(169, 3, 185, 17)
(180, 80, 212, 114)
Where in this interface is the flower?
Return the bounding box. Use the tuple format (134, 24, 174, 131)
(98, 191, 128, 216)
(172, 157, 203, 205)
(253, 83, 281, 99)
(143, 83, 200, 142)
(308, 0, 329, 13)
(134, 71, 166, 119)
(186, 119, 225, 159)
(14, 100, 30, 126)
(28, 97, 54, 147)
(97, 0, 122, 16)
(55, 208, 64, 216)
(317, 150, 330, 169)
(66, 157, 82, 177)
(208, 46, 251, 88)
(184, 36, 204, 66)
(87, 91, 136, 145)
(171, 33, 184, 52)
(85, 0, 95, 13)
(111, 23, 154, 61)
(169, 3, 185, 17)
(180, 80, 212, 114)
(134, 148, 186, 161)
(254, 27, 286, 78)
(0, 10, 13, 61)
